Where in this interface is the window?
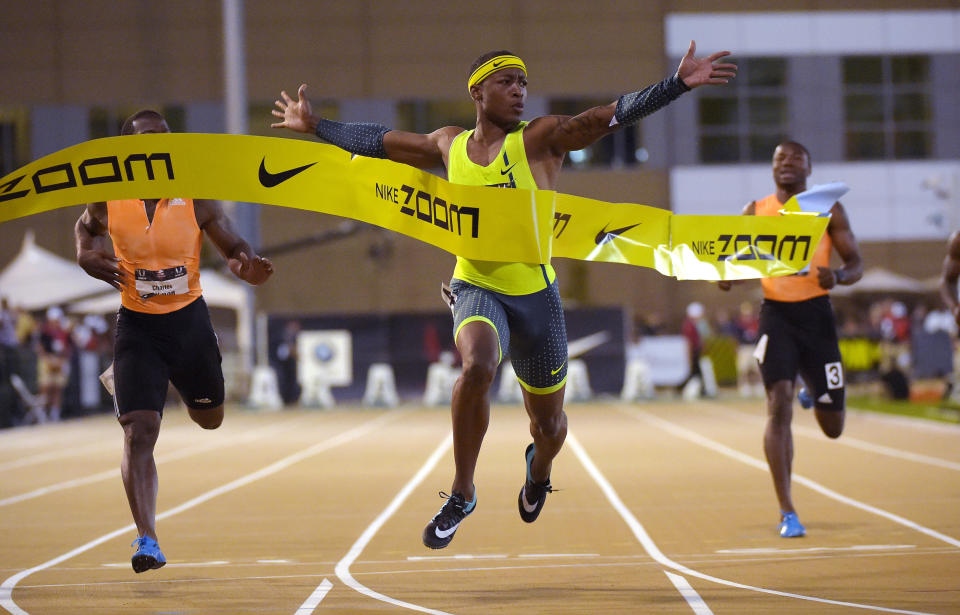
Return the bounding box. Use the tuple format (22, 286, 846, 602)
(0, 107, 29, 176)
(843, 55, 932, 160)
(696, 57, 788, 163)
(549, 98, 641, 169)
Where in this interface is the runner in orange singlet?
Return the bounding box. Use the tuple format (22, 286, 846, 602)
(720, 141, 863, 538)
(74, 110, 274, 573)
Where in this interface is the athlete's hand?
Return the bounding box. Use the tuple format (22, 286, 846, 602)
(78, 248, 125, 290)
(817, 266, 837, 290)
(675, 40, 738, 89)
(271, 84, 316, 133)
(230, 252, 274, 285)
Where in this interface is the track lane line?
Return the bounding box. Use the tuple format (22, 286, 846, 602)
(567, 431, 937, 615)
(0, 416, 317, 508)
(0, 410, 402, 615)
(624, 407, 960, 548)
(330, 434, 453, 615)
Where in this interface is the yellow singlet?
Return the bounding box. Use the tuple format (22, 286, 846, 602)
(447, 122, 557, 295)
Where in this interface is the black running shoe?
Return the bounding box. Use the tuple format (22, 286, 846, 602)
(518, 443, 554, 523)
(422, 490, 476, 549)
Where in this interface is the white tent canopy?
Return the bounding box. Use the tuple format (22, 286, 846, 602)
(0, 231, 110, 310)
(0, 229, 252, 371)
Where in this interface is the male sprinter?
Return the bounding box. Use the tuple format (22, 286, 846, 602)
(941, 230, 960, 329)
(720, 141, 862, 537)
(75, 110, 274, 571)
(273, 43, 736, 548)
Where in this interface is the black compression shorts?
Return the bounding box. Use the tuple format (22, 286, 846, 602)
(113, 296, 224, 415)
(449, 278, 568, 394)
(754, 296, 845, 411)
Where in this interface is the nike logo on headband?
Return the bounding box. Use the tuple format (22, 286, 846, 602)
(492, 60, 505, 67)
(258, 158, 316, 188)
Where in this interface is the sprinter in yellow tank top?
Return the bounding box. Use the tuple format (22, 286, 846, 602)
(274, 43, 737, 548)
(75, 110, 274, 573)
(720, 141, 862, 538)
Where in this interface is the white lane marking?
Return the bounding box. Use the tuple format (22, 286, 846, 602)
(664, 571, 713, 615)
(294, 578, 333, 614)
(705, 402, 960, 471)
(101, 560, 229, 568)
(0, 411, 402, 615)
(258, 559, 291, 564)
(626, 408, 960, 549)
(407, 554, 507, 561)
(517, 553, 600, 559)
(331, 434, 453, 615)
(566, 432, 936, 615)
(716, 545, 915, 555)
(0, 418, 311, 508)
(796, 427, 960, 471)
(0, 442, 116, 471)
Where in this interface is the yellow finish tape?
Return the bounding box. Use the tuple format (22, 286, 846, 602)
(0, 134, 828, 280)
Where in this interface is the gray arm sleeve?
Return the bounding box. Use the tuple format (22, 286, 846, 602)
(314, 118, 390, 158)
(614, 74, 691, 126)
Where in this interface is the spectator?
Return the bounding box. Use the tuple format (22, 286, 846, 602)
(0, 298, 21, 427)
(35, 306, 74, 422)
(678, 302, 707, 395)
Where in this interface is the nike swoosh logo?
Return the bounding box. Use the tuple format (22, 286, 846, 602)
(500, 163, 517, 176)
(550, 361, 566, 376)
(258, 158, 316, 188)
(493, 60, 504, 67)
(594, 223, 640, 245)
(434, 522, 461, 539)
(521, 488, 538, 513)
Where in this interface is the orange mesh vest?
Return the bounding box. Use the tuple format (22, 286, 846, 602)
(107, 198, 203, 314)
(756, 193, 832, 302)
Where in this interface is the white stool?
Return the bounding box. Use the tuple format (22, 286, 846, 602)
(247, 364, 283, 411)
(300, 376, 336, 409)
(423, 361, 457, 406)
(621, 358, 654, 401)
(363, 362, 399, 407)
(497, 361, 523, 403)
(565, 359, 592, 401)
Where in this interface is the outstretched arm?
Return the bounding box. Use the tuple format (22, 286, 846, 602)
(271, 84, 462, 169)
(195, 200, 274, 286)
(75, 202, 125, 290)
(941, 230, 960, 326)
(529, 40, 737, 157)
(816, 202, 863, 290)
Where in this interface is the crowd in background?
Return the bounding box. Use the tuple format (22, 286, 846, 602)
(634, 296, 959, 401)
(1, 293, 957, 429)
(0, 299, 113, 428)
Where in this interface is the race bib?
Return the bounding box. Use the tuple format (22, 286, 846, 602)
(135, 265, 189, 299)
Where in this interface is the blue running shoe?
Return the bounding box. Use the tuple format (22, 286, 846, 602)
(422, 490, 476, 549)
(518, 443, 554, 523)
(797, 387, 814, 410)
(131, 535, 166, 573)
(779, 511, 806, 538)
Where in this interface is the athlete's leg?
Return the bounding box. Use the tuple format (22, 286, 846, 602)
(188, 406, 224, 429)
(521, 386, 567, 483)
(814, 407, 844, 438)
(450, 320, 500, 501)
(764, 379, 796, 514)
(118, 409, 161, 540)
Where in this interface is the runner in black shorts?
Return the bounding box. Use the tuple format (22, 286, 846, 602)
(114, 296, 224, 416)
(755, 296, 845, 412)
(75, 109, 274, 573)
(720, 141, 862, 538)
